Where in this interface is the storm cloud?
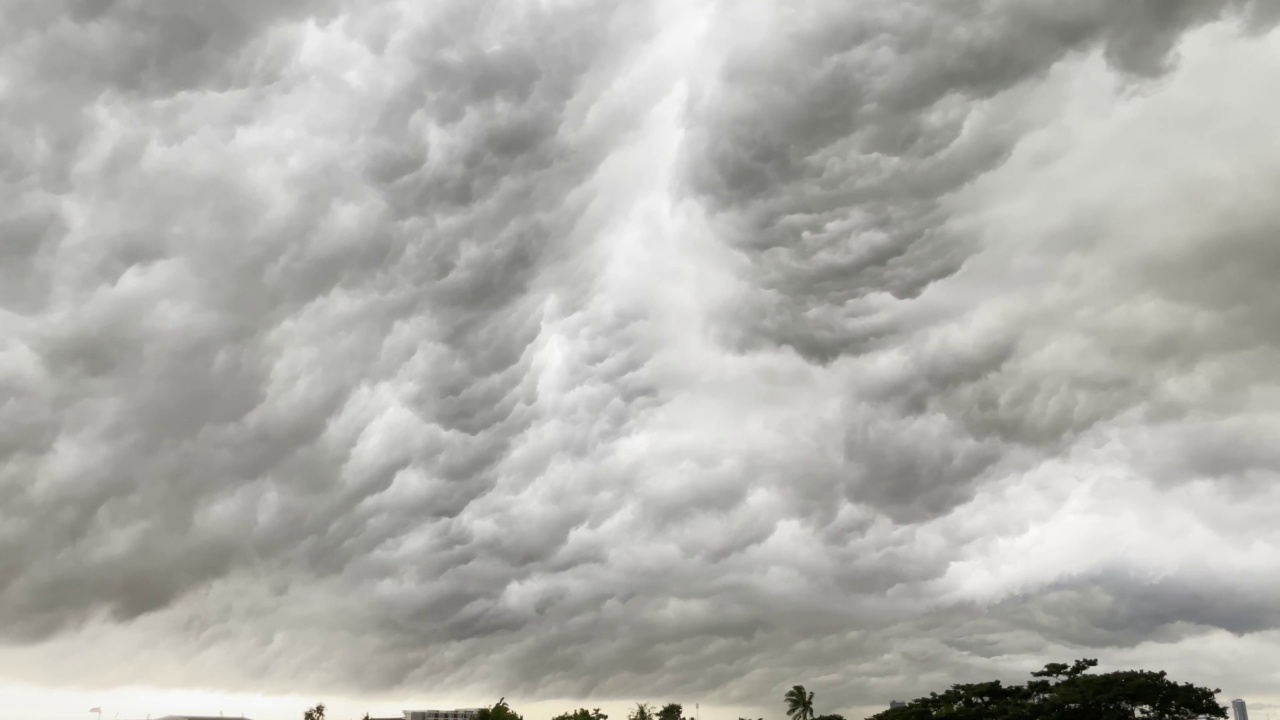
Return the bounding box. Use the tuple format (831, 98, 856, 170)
(2, 0, 1280, 716)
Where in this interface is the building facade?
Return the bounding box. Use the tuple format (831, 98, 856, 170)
(404, 708, 484, 720)
(1232, 699, 1249, 720)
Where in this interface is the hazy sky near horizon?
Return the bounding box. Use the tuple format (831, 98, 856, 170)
(3, 1, 1280, 718)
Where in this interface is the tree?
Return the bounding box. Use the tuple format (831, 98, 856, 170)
(868, 659, 1228, 720)
(657, 704, 684, 720)
(785, 685, 815, 720)
(551, 709, 608, 720)
(477, 699, 524, 720)
(304, 704, 325, 720)
(630, 703, 654, 720)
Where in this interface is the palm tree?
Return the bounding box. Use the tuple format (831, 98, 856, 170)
(784, 686, 815, 720)
(629, 703, 654, 720)
(477, 699, 522, 720)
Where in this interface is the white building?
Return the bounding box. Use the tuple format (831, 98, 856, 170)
(403, 708, 484, 720)
(152, 716, 253, 720)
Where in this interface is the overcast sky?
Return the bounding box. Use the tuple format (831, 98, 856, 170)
(3, 1, 1280, 719)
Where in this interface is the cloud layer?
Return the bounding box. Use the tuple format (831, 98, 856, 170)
(3, 0, 1280, 715)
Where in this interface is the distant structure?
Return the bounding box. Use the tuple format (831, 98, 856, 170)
(153, 716, 253, 720)
(1232, 699, 1249, 720)
(151, 712, 252, 717)
(403, 709, 484, 720)
(889, 701, 906, 709)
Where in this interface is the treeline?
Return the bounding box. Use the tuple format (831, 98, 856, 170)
(302, 657, 1230, 720)
(867, 659, 1228, 720)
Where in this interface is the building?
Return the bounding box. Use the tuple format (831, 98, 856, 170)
(403, 709, 484, 720)
(1232, 699, 1249, 720)
(888, 701, 906, 709)
(153, 716, 253, 720)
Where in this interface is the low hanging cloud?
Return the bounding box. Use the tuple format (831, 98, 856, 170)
(2, 0, 1280, 715)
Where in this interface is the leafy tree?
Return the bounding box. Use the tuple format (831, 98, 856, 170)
(868, 659, 1228, 720)
(551, 709, 608, 720)
(304, 704, 325, 720)
(785, 685, 816, 720)
(477, 699, 524, 720)
(630, 703, 655, 720)
(813, 715, 846, 720)
(657, 703, 684, 720)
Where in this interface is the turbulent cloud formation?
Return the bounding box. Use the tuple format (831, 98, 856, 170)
(3, 0, 1280, 715)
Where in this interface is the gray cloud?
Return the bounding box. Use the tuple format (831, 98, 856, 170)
(681, 0, 1280, 521)
(1, 0, 1280, 717)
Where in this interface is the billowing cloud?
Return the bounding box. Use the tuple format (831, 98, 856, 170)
(2, 0, 1280, 717)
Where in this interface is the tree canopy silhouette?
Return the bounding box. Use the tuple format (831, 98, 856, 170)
(477, 698, 524, 720)
(656, 703, 685, 720)
(868, 658, 1228, 720)
(552, 709, 608, 720)
(785, 685, 816, 720)
(629, 703, 655, 720)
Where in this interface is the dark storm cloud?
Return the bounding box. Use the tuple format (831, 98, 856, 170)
(1, 0, 1280, 716)
(680, 0, 1280, 521)
(0, 0, 650, 640)
(3, 0, 335, 95)
(1020, 572, 1280, 644)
